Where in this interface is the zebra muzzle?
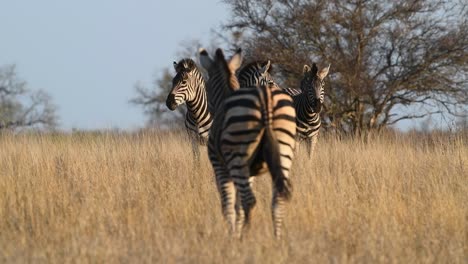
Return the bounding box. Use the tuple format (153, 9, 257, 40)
(166, 94, 177, 111)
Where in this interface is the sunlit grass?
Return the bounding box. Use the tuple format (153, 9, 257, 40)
(0, 130, 466, 263)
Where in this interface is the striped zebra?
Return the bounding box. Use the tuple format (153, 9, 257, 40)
(199, 48, 230, 115)
(231, 60, 274, 219)
(165, 58, 212, 162)
(199, 48, 272, 112)
(284, 64, 330, 158)
(200, 48, 296, 238)
(237, 60, 272, 87)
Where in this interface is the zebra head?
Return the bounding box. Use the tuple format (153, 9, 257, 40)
(238, 60, 272, 88)
(166, 59, 199, 111)
(301, 63, 330, 112)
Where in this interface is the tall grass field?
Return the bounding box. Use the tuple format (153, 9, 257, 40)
(0, 130, 466, 263)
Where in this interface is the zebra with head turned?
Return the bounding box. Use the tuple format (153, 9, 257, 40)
(284, 63, 330, 158)
(165, 58, 212, 162)
(200, 48, 297, 238)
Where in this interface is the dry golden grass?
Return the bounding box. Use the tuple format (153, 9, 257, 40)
(0, 130, 466, 263)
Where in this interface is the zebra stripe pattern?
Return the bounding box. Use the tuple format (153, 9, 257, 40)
(282, 87, 302, 97)
(201, 52, 272, 113)
(201, 48, 296, 238)
(237, 60, 272, 87)
(284, 64, 330, 158)
(165, 58, 212, 161)
(199, 48, 240, 115)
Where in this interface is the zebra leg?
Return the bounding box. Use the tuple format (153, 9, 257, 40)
(271, 188, 288, 238)
(214, 169, 237, 236)
(245, 177, 256, 225)
(305, 138, 312, 158)
(225, 157, 256, 236)
(191, 137, 200, 164)
(234, 175, 256, 230)
(186, 130, 201, 164)
(235, 190, 245, 237)
(310, 134, 319, 158)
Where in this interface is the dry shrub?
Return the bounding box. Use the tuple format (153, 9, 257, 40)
(0, 130, 466, 263)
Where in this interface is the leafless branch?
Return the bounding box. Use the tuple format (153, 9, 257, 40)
(0, 65, 57, 130)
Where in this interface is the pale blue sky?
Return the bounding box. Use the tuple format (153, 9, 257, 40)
(0, 0, 228, 130)
(0, 1, 456, 131)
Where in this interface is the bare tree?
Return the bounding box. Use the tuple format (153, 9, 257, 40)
(0, 64, 57, 130)
(130, 68, 185, 127)
(222, 0, 468, 134)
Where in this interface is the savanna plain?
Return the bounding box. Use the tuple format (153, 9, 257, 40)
(0, 130, 466, 263)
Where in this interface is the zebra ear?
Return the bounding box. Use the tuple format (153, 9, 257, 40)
(303, 65, 311, 73)
(261, 60, 271, 74)
(199, 48, 213, 70)
(228, 48, 242, 73)
(318, 64, 330, 80)
(311, 63, 318, 75)
(173, 61, 178, 72)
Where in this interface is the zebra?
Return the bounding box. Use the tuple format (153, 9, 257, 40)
(165, 58, 212, 162)
(200, 48, 296, 238)
(284, 63, 330, 158)
(199, 48, 272, 112)
(229, 60, 274, 223)
(198, 48, 232, 115)
(237, 60, 272, 87)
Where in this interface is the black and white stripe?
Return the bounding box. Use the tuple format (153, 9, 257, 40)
(285, 64, 330, 158)
(201, 48, 296, 238)
(199, 48, 238, 115)
(282, 87, 302, 97)
(166, 58, 212, 161)
(237, 60, 271, 87)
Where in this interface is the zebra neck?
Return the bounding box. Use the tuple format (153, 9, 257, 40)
(185, 82, 212, 130)
(303, 93, 322, 113)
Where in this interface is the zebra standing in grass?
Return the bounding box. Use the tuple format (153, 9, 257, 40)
(165, 58, 212, 162)
(231, 60, 274, 223)
(200, 48, 296, 238)
(284, 64, 330, 158)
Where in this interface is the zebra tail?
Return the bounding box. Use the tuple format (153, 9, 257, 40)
(259, 83, 292, 200)
(263, 124, 292, 200)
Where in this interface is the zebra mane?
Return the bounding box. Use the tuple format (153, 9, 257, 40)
(174, 58, 198, 73)
(239, 60, 272, 75)
(214, 48, 239, 91)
